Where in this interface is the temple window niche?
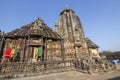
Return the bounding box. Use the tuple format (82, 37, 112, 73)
(75, 25, 80, 41)
(75, 25, 79, 34)
(75, 28, 78, 32)
(75, 25, 78, 31)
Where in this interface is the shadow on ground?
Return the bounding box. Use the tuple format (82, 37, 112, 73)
(108, 76, 120, 80)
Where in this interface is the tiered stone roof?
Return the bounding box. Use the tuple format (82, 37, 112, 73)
(86, 38, 99, 48)
(5, 18, 61, 39)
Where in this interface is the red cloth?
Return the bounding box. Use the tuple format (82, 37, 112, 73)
(5, 48, 12, 58)
(0, 62, 3, 64)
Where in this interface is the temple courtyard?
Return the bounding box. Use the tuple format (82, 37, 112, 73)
(11, 65, 120, 80)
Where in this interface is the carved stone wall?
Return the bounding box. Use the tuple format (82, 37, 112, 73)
(1, 18, 62, 62)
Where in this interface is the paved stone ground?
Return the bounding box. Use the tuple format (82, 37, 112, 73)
(8, 65, 120, 80)
(9, 70, 120, 80)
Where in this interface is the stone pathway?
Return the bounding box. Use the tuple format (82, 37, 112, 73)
(10, 69, 120, 80)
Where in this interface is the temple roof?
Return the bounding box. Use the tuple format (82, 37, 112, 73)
(86, 38, 99, 48)
(5, 18, 61, 39)
(60, 8, 75, 15)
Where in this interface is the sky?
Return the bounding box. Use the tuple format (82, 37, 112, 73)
(0, 0, 120, 52)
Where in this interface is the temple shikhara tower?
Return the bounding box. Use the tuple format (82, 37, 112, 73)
(55, 9, 89, 60)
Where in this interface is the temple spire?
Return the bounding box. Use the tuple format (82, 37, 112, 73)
(55, 8, 89, 59)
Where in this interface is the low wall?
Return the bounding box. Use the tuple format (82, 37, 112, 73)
(0, 60, 75, 79)
(0, 59, 116, 79)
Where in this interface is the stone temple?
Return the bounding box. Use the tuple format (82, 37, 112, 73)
(55, 9, 89, 60)
(0, 8, 99, 62)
